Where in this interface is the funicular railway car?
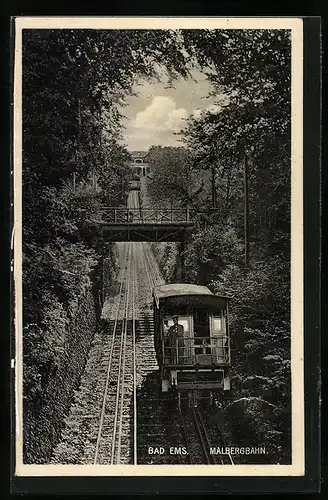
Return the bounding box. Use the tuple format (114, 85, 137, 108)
(153, 284, 232, 407)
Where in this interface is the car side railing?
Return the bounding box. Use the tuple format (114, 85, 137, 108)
(162, 335, 231, 365)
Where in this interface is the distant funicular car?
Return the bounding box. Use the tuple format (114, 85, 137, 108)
(152, 283, 232, 407)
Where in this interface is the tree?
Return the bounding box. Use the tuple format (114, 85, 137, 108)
(146, 146, 192, 207)
(182, 29, 291, 113)
(181, 29, 291, 259)
(22, 28, 193, 462)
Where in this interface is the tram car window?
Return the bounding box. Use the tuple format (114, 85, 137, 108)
(152, 284, 232, 402)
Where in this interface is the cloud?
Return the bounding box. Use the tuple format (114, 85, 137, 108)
(133, 96, 188, 133)
(206, 103, 222, 114)
(192, 103, 222, 119)
(122, 86, 227, 150)
(192, 108, 203, 119)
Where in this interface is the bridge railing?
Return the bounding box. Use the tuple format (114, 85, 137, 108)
(100, 207, 196, 224)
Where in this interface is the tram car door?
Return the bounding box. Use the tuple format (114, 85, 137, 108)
(163, 315, 194, 365)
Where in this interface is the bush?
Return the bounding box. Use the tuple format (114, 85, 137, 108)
(184, 223, 244, 284)
(211, 256, 290, 328)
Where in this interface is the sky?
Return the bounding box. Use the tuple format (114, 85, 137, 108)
(117, 68, 223, 152)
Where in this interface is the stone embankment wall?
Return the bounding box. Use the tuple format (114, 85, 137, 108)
(23, 257, 112, 463)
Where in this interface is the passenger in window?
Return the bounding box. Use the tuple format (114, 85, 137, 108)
(167, 315, 185, 364)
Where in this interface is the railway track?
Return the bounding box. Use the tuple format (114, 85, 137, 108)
(132, 234, 191, 465)
(192, 407, 215, 464)
(201, 407, 235, 465)
(93, 190, 165, 465)
(179, 408, 211, 464)
(134, 191, 234, 466)
(179, 404, 235, 465)
(92, 242, 138, 464)
(52, 189, 235, 466)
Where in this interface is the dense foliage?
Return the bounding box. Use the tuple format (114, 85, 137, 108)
(146, 29, 292, 462)
(22, 29, 190, 461)
(22, 28, 292, 463)
(146, 146, 192, 207)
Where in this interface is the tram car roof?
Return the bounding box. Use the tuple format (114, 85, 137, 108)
(152, 283, 232, 309)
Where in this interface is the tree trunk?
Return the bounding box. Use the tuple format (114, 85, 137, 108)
(225, 166, 232, 212)
(244, 153, 250, 267)
(211, 164, 217, 208)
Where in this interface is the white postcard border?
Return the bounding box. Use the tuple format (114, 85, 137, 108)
(13, 16, 304, 477)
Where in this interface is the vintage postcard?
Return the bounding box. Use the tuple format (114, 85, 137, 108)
(13, 16, 305, 478)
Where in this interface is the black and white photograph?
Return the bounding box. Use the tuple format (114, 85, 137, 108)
(13, 17, 304, 476)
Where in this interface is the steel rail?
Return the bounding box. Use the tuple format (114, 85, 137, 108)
(214, 422, 235, 465)
(117, 241, 138, 463)
(113, 241, 139, 464)
(111, 243, 132, 464)
(192, 408, 213, 464)
(141, 243, 163, 288)
(146, 245, 163, 284)
(139, 243, 157, 291)
(93, 242, 130, 464)
(116, 268, 131, 462)
(129, 193, 139, 464)
(132, 243, 138, 464)
(177, 408, 193, 464)
(198, 407, 235, 465)
(197, 407, 237, 465)
(203, 405, 235, 465)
